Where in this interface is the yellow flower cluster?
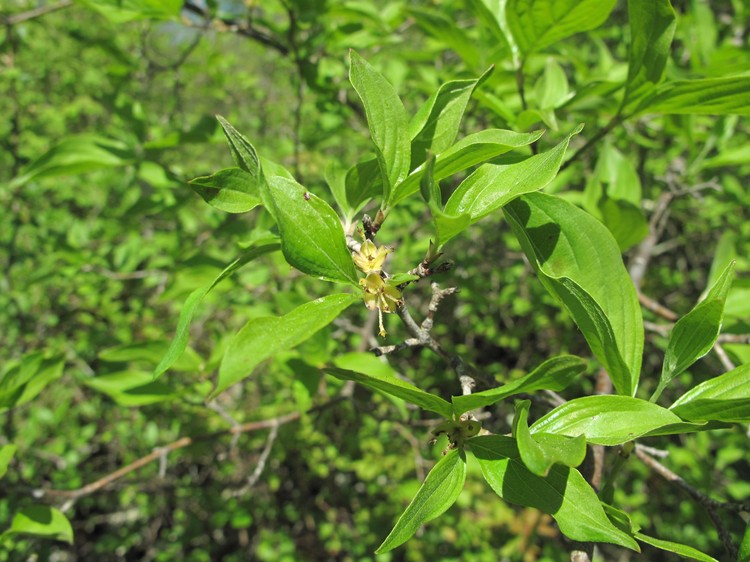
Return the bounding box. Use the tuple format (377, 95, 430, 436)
(352, 240, 403, 336)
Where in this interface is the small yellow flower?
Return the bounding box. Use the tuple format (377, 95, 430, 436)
(360, 273, 403, 336)
(352, 240, 391, 274)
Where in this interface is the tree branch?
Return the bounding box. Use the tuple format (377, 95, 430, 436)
(36, 409, 309, 502)
(635, 444, 740, 560)
(4, 0, 73, 25)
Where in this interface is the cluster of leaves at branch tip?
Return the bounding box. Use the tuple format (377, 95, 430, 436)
(352, 239, 403, 336)
(430, 416, 482, 453)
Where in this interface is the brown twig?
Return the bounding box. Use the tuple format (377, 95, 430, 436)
(635, 445, 740, 560)
(38, 411, 302, 501)
(638, 292, 679, 321)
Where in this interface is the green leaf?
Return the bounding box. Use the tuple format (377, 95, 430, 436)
(409, 7, 484, 70)
(324, 161, 353, 218)
(0, 354, 64, 412)
(534, 58, 573, 110)
(189, 167, 262, 213)
(4, 506, 74, 544)
(640, 76, 750, 115)
(82, 371, 178, 406)
(324, 367, 453, 419)
(10, 135, 135, 188)
(440, 125, 582, 246)
(216, 115, 261, 182)
(670, 363, 750, 423)
(452, 355, 586, 417)
(77, 0, 181, 22)
(513, 400, 586, 476)
(434, 210, 472, 251)
(101, 341, 202, 373)
(154, 241, 280, 379)
(215, 294, 359, 397)
(635, 532, 719, 562)
(0, 445, 17, 479)
(262, 176, 359, 285)
(620, 0, 676, 116)
(740, 519, 750, 562)
(376, 449, 466, 553)
(530, 395, 682, 446)
(410, 67, 493, 167)
(344, 158, 381, 213)
(505, 192, 643, 396)
(660, 262, 735, 386)
(598, 197, 649, 252)
(419, 152, 441, 207)
(471, 435, 638, 550)
(391, 128, 544, 206)
(349, 50, 410, 204)
(506, 0, 616, 56)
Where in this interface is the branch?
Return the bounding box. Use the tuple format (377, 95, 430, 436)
(638, 292, 679, 321)
(4, 0, 73, 25)
(182, 1, 289, 56)
(635, 445, 740, 560)
(375, 284, 495, 391)
(37, 411, 302, 501)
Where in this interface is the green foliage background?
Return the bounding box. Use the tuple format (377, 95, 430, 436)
(1, 0, 749, 560)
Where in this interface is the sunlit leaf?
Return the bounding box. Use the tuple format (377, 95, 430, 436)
(641, 76, 750, 116)
(5, 506, 74, 544)
(215, 294, 359, 397)
(10, 135, 135, 188)
(670, 363, 750, 423)
(620, 0, 676, 115)
(392, 128, 543, 205)
(376, 449, 466, 553)
(154, 241, 280, 379)
(189, 167, 262, 213)
(262, 176, 358, 285)
(661, 262, 734, 387)
(513, 400, 586, 476)
(0, 445, 17, 479)
(505, 193, 643, 395)
(324, 367, 453, 419)
(506, 0, 616, 56)
(452, 355, 586, 416)
(471, 435, 638, 550)
(349, 50, 410, 204)
(530, 395, 682, 445)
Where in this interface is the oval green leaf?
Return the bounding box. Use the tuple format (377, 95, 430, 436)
(506, 0, 616, 56)
(471, 435, 638, 550)
(410, 67, 493, 166)
(661, 261, 735, 387)
(670, 363, 750, 423)
(504, 192, 643, 396)
(189, 167, 262, 213)
(530, 395, 682, 446)
(441, 124, 582, 246)
(324, 367, 453, 419)
(620, 0, 676, 116)
(392, 128, 544, 206)
(514, 400, 586, 476)
(349, 50, 410, 204)
(0, 445, 17, 479)
(452, 355, 586, 417)
(6, 506, 74, 544)
(263, 176, 358, 285)
(154, 241, 280, 379)
(376, 448, 466, 553)
(215, 294, 359, 397)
